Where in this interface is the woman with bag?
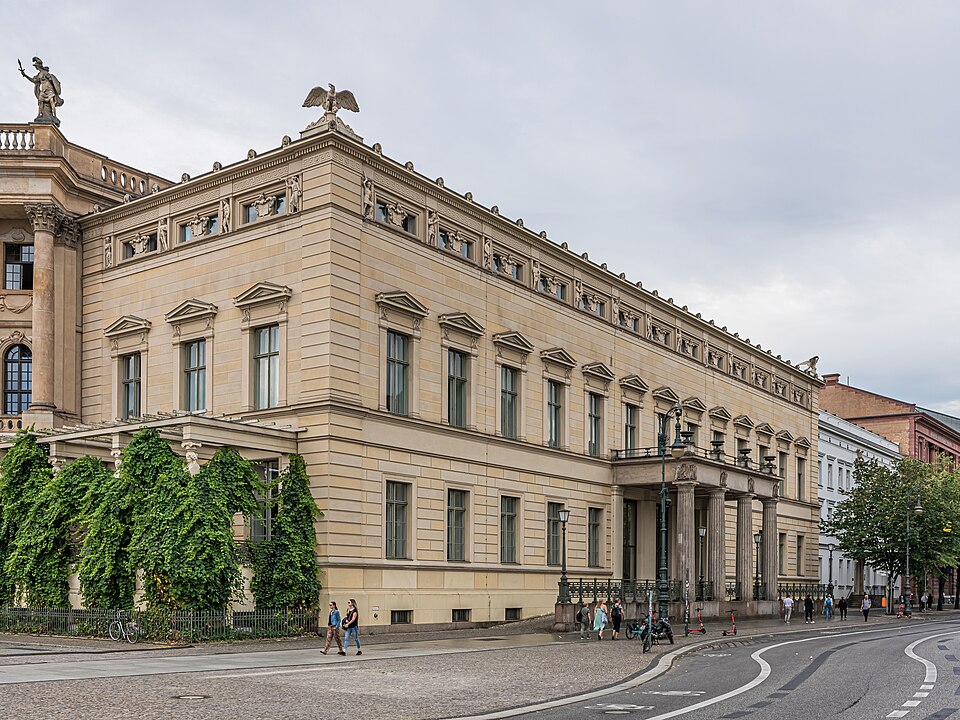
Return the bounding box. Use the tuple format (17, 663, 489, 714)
(342, 599, 362, 655)
(593, 601, 609, 640)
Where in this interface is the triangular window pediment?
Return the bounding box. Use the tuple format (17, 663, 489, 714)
(619, 374, 649, 394)
(541, 347, 577, 369)
(375, 290, 429, 319)
(652, 386, 681, 404)
(582, 362, 615, 383)
(709, 405, 732, 422)
(492, 331, 535, 355)
(776, 430, 795, 443)
(683, 396, 707, 413)
(104, 315, 151, 338)
(164, 299, 218, 324)
(438, 312, 485, 338)
(234, 281, 293, 310)
(733, 414, 755, 429)
(755, 422, 775, 436)
(795, 436, 811, 449)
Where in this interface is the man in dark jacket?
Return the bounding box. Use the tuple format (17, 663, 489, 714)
(804, 595, 815, 624)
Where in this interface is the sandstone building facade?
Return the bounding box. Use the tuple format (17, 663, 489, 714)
(0, 113, 822, 625)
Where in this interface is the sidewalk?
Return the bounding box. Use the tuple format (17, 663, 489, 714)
(0, 609, 954, 720)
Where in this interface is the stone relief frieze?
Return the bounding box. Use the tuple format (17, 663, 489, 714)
(303, 149, 334, 169)
(367, 171, 426, 206)
(232, 167, 285, 193)
(0, 295, 33, 314)
(125, 232, 152, 256)
(113, 206, 161, 232)
(432, 202, 480, 231)
(731, 359, 747, 380)
(773, 378, 787, 397)
(707, 348, 725, 370)
(251, 194, 279, 219)
(649, 319, 671, 345)
(678, 335, 699, 358)
(169, 189, 219, 215)
(793, 387, 806, 404)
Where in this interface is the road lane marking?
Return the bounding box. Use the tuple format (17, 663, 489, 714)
(887, 712, 909, 718)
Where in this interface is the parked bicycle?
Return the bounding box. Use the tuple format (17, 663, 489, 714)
(108, 609, 141, 644)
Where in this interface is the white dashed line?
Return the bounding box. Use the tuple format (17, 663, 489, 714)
(902, 700, 921, 707)
(886, 712, 909, 718)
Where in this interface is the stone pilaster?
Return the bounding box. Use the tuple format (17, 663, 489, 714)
(707, 487, 726, 597)
(611, 485, 624, 579)
(736, 494, 754, 600)
(762, 497, 779, 600)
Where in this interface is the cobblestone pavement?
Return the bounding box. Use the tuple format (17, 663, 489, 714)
(0, 609, 946, 720)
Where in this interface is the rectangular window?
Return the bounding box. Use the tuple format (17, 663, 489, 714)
(827, 463, 833, 489)
(538, 276, 566, 300)
(447, 488, 467, 562)
(447, 349, 467, 428)
(376, 200, 389, 223)
(846, 468, 851, 490)
(505, 607, 521, 622)
(758, 443, 769, 466)
(4, 244, 33, 290)
(778, 451, 787, 480)
(390, 610, 412, 624)
(818, 459, 823, 487)
(386, 481, 409, 559)
(253, 324, 279, 410)
(181, 224, 193, 243)
(500, 365, 518, 439)
(588, 507, 602, 567)
(588, 392, 602, 457)
(120, 352, 141, 419)
(624, 404, 638, 451)
(249, 460, 279, 542)
(797, 457, 806, 500)
(183, 339, 206, 411)
(386, 330, 409, 416)
(245, 204, 259, 223)
(797, 535, 805, 575)
(547, 379, 563, 448)
(3, 343, 31, 414)
(685, 422, 698, 448)
(452, 608, 471, 623)
(547, 501, 563, 566)
(500, 496, 518, 564)
(778, 532, 786, 575)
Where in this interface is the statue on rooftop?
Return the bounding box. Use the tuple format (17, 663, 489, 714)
(302, 83, 361, 139)
(19, 57, 63, 126)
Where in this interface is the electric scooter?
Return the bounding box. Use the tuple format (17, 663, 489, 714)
(694, 606, 706, 634)
(721, 608, 737, 636)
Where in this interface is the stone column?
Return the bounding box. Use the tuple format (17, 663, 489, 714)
(611, 485, 624, 579)
(736, 494, 754, 600)
(762, 497, 779, 600)
(707, 487, 726, 599)
(675, 481, 697, 595)
(23, 204, 61, 421)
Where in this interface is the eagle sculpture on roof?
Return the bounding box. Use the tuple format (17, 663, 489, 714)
(302, 84, 360, 116)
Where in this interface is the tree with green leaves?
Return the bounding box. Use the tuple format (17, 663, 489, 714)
(0, 431, 52, 605)
(250, 455, 321, 609)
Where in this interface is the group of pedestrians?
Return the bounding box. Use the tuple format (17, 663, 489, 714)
(321, 599, 362, 656)
(783, 594, 871, 624)
(577, 598, 624, 640)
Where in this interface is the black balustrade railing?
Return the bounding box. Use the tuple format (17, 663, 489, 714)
(776, 582, 832, 600)
(567, 578, 717, 603)
(725, 582, 742, 601)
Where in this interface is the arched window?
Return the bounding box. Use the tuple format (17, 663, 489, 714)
(4, 344, 32, 415)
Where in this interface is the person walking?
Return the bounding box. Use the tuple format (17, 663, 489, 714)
(342, 598, 361, 655)
(782, 595, 794, 624)
(321, 601, 345, 656)
(611, 598, 624, 640)
(593, 601, 608, 640)
(578, 603, 592, 640)
(837, 596, 848, 620)
(804, 594, 814, 624)
(824, 594, 834, 621)
(861, 594, 871, 621)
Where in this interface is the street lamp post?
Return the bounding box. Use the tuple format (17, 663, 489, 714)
(753, 531, 762, 601)
(827, 543, 835, 596)
(697, 525, 707, 600)
(558, 508, 571, 604)
(658, 403, 686, 620)
(904, 494, 923, 617)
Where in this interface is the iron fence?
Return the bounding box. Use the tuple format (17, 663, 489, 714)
(568, 578, 717, 603)
(0, 606, 319, 643)
(776, 582, 832, 600)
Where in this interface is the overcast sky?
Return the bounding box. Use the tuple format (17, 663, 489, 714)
(3, 1, 959, 413)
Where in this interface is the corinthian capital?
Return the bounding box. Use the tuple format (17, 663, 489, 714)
(56, 215, 81, 247)
(24, 203, 66, 234)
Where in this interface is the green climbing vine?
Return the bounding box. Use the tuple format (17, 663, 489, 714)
(250, 455, 322, 610)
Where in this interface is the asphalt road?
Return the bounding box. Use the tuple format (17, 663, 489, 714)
(522, 617, 960, 720)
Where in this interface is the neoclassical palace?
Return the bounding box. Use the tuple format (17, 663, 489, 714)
(0, 92, 821, 625)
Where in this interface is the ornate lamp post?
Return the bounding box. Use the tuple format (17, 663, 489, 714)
(697, 525, 707, 600)
(904, 494, 923, 617)
(558, 508, 571, 604)
(658, 403, 686, 619)
(827, 543, 835, 596)
(753, 531, 762, 601)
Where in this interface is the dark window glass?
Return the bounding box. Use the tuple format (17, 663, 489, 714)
(4, 245, 33, 290)
(3, 344, 31, 414)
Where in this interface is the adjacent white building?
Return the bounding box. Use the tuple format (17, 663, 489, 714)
(818, 410, 902, 597)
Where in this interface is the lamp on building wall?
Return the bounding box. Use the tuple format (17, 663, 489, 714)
(658, 403, 685, 619)
(904, 494, 923, 617)
(753, 531, 762, 601)
(827, 543, 835, 596)
(558, 508, 571, 604)
(697, 525, 707, 600)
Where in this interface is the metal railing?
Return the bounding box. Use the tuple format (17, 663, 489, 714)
(567, 578, 717, 603)
(776, 582, 833, 600)
(0, 606, 319, 642)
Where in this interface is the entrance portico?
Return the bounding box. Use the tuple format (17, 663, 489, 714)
(613, 447, 780, 601)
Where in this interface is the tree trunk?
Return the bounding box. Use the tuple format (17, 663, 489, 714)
(938, 575, 946, 611)
(955, 566, 960, 610)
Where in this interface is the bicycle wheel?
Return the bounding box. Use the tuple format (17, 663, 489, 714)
(108, 620, 122, 641)
(125, 622, 141, 644)
(625, 624, 637, 640)
(642, 632, 652, 653)
(667, 630, 674, 644)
